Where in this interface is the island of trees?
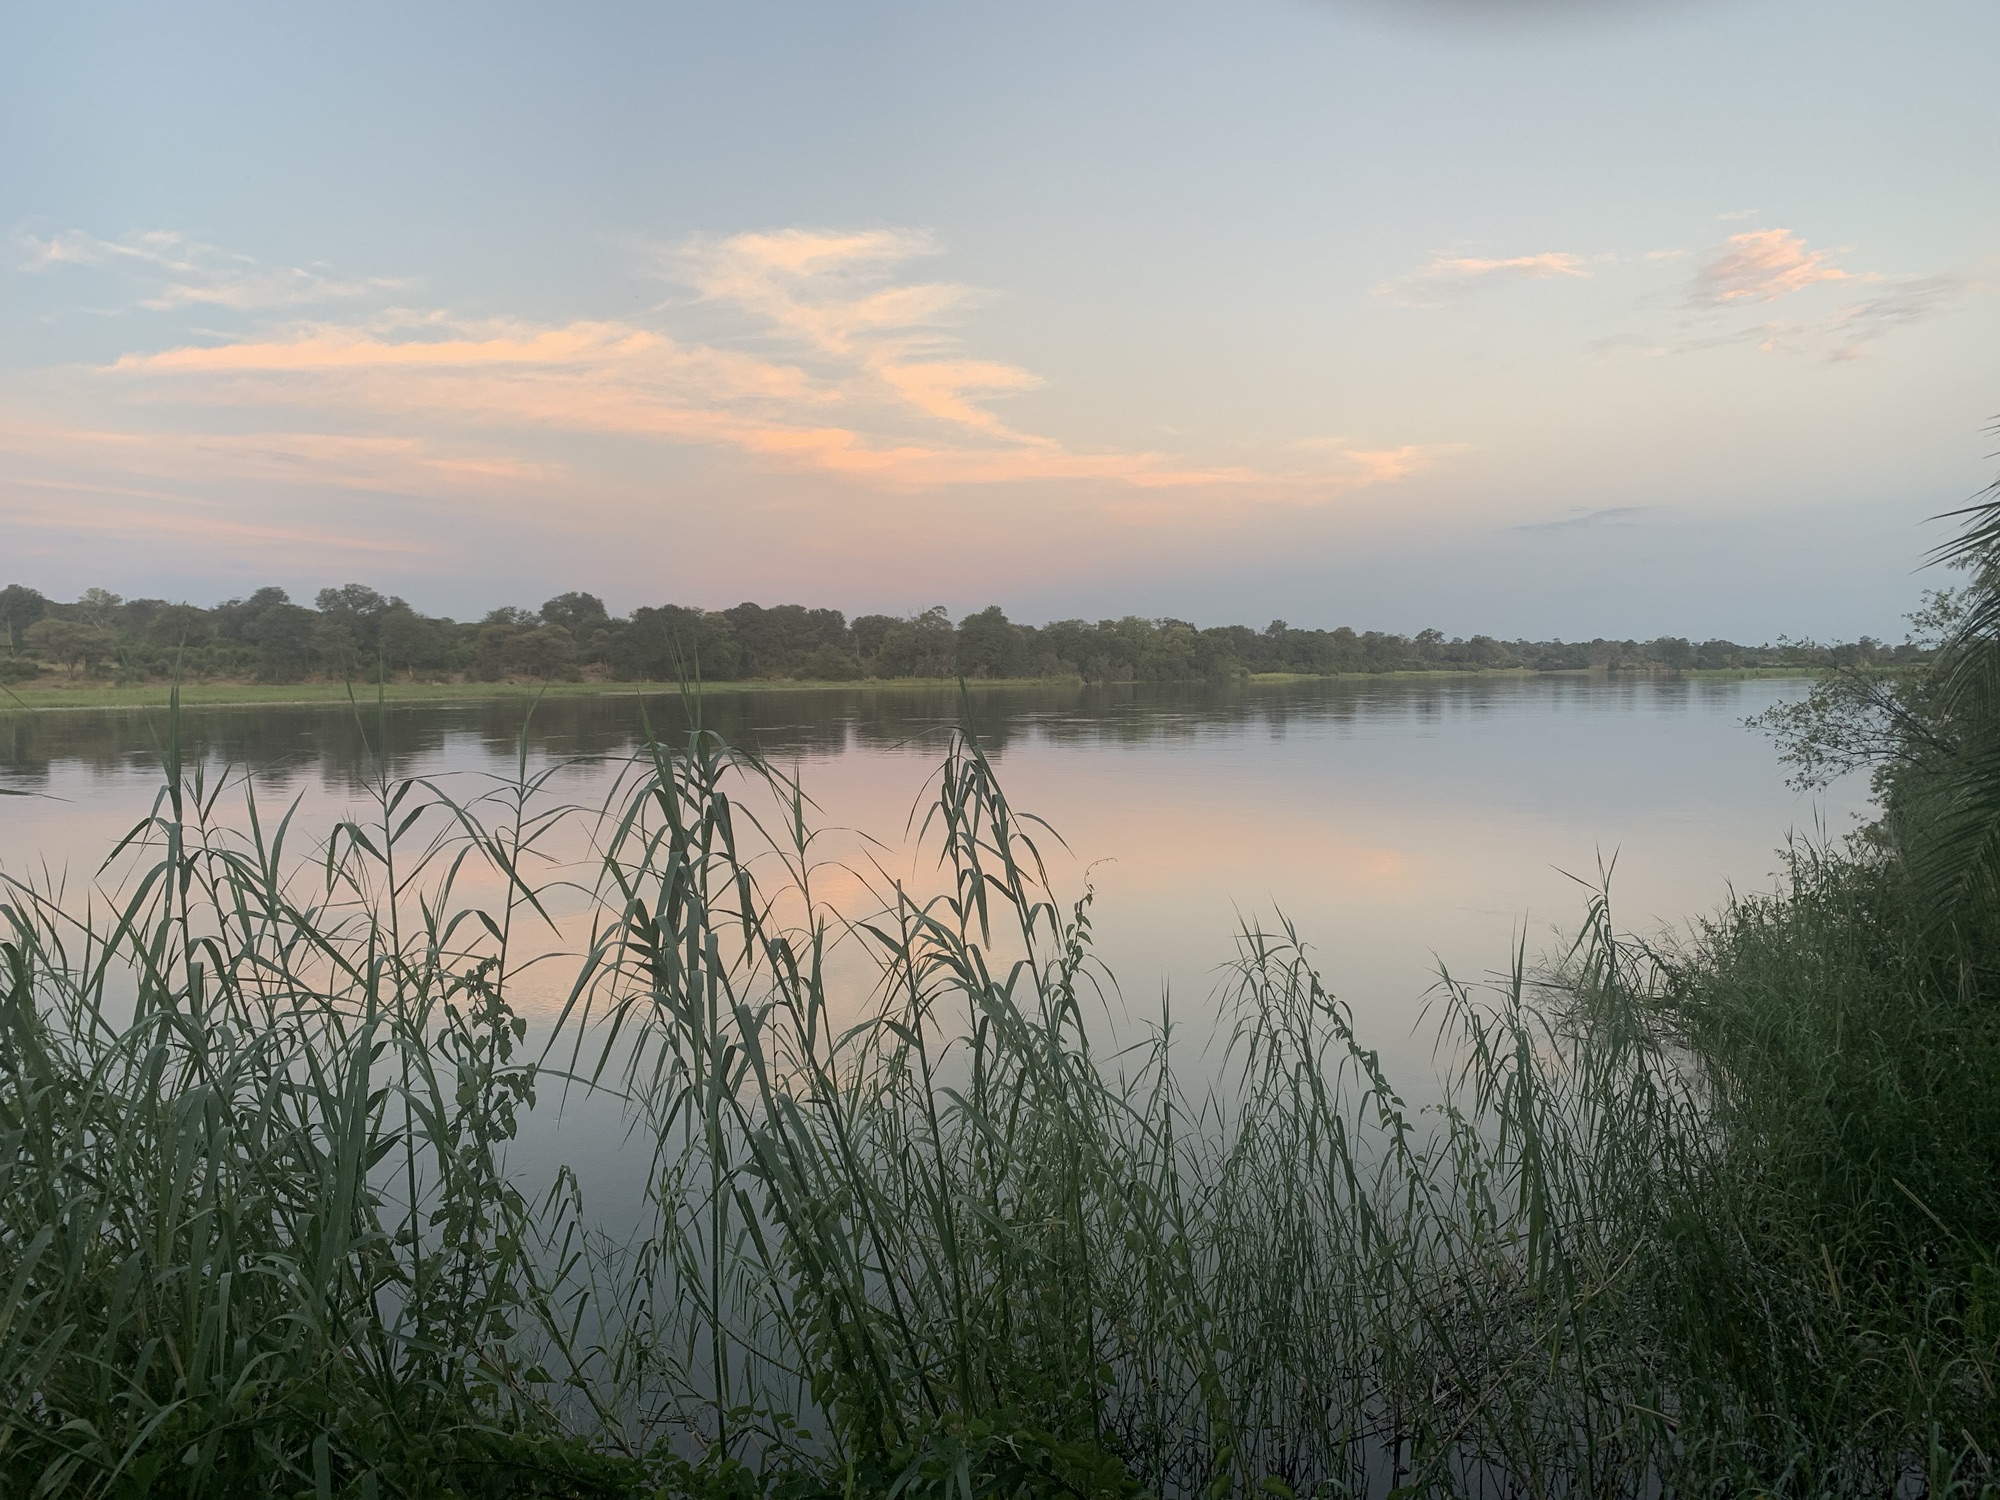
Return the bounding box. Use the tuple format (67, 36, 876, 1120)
(0, 581, 1917, 687)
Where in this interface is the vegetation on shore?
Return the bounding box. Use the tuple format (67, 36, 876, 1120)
(0, 581, 1914, 693)
(0, 676, 1067, 713)
(0, 665, 1815, 714)
(3, 487, 1998, 1496)
(5, 689, 1995, 1498)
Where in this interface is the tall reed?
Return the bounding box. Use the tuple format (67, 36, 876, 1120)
(1, 695, 1993, 1496)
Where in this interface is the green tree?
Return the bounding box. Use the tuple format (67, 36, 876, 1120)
(76, 587, 123, 625)
(1652, 636, 1695, 669)
(872, 607, 956, 678)
(610, 605, 743, 680)
(0, 584, 47, 653)
(315, 584, 392, 669)
(470, 619, 523, 681)
(142, 603, 216, 649)
(540, 591, 610, 639)
(852, 614, 899, 665)
(1754, 471, 2000, 934)
(378, 602, 448, 678)
(216, 587, 316, 681)
(955, 606, 1027, 679)
(313, 616, 362, 678)
(23, 618, 119, 677)
(513, 624, 579, 680)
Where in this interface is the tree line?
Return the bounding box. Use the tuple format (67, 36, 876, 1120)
(0, 581, 1920, 687)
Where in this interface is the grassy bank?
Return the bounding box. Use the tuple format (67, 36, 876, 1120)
(2, 689, 1994, 1498)
(0, 676, 1075, 712)
(0, 665, 1805, 712)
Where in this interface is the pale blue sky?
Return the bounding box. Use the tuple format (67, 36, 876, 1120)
(4, 0, 1996, 639)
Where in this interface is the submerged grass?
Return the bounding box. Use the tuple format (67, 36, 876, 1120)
(0, 692, 1994, 1497)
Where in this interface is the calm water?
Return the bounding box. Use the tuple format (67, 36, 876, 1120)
(0, 676, 1862, 1204)
(1, 674, 1863, 1036)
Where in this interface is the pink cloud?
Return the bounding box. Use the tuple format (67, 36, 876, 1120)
(81, 231, 1442, 502)
(16, 223, 1449, 552)
(93, 327, 1422, 497)
(1380, 251, 1590, 305)
(1690, 229, 1875, 305)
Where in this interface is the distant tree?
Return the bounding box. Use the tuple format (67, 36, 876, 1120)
(315, 585, 392, 668)
(142, 603, 217, 649)
(540, 592, 610, 638)
(471, 620, 522, 681)
(872, 607, 956, 678)
(1652, 636, 1695, 669)
(513, 624, 579, 680)
(215, 588, 316, 681)
(379, 602, 448, 678)
(721, 602, 850, 677)
(610, 606, 743, 680)
(852, 614, 899, 665)
(76, 588, 124, 625)
(313, 616, 362, 679)
(24, 618, 118, 677)
(1464, 634, 1507, 667)
(0, 584, 47, 653)
(317, 583, 390, 617)
(955, 606, 1026, 678)
(798, 643, 863, 680)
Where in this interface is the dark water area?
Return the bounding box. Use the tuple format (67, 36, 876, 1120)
(0, 674, 1783, 785)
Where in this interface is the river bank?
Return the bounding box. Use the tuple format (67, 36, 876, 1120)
(0, 665, 1814, 712)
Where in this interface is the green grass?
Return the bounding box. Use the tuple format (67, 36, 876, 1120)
(0, 665, 1813, 713)
(0, 676, 1081, 712)
(1246, 666, 1813, 682)
(1, 695, 1993, 1497)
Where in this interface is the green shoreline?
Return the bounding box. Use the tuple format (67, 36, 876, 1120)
(0, 665, 1815, 713)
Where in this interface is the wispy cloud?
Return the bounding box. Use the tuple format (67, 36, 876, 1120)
(17, 225, 1448, 519)
(1583, 226, 1978, 364)
(1512, 505, 1652, 533)
(16, 227, 404, 311)
(1, 473, 436, 561)
(670, 228, 1051, 442)
(1378, 250, 1590, 306)
(1687, 228, 1873, 306)
(1823, 272, 1975, 361)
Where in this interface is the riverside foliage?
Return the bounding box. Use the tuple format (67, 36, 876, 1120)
(1, 666, 1996, 1498)
(0, 582, 1916, 687)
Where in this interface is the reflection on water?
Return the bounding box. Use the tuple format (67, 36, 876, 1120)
(1, 676, 1865, 1230)
(1, 675, 1862, 1049)
(0, 673, 1775, 789)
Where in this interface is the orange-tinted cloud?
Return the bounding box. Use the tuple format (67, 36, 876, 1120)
(1380, 250, 1590, 305)
(66, 226, 1444, 508)
(0, 415, 565, 492)
(1689, 228, 1874, 305)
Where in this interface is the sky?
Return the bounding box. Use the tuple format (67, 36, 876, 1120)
(3, 0, 1996, 641)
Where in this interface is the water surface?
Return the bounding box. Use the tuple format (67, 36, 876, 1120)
(2, 675, 1863, 1044)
